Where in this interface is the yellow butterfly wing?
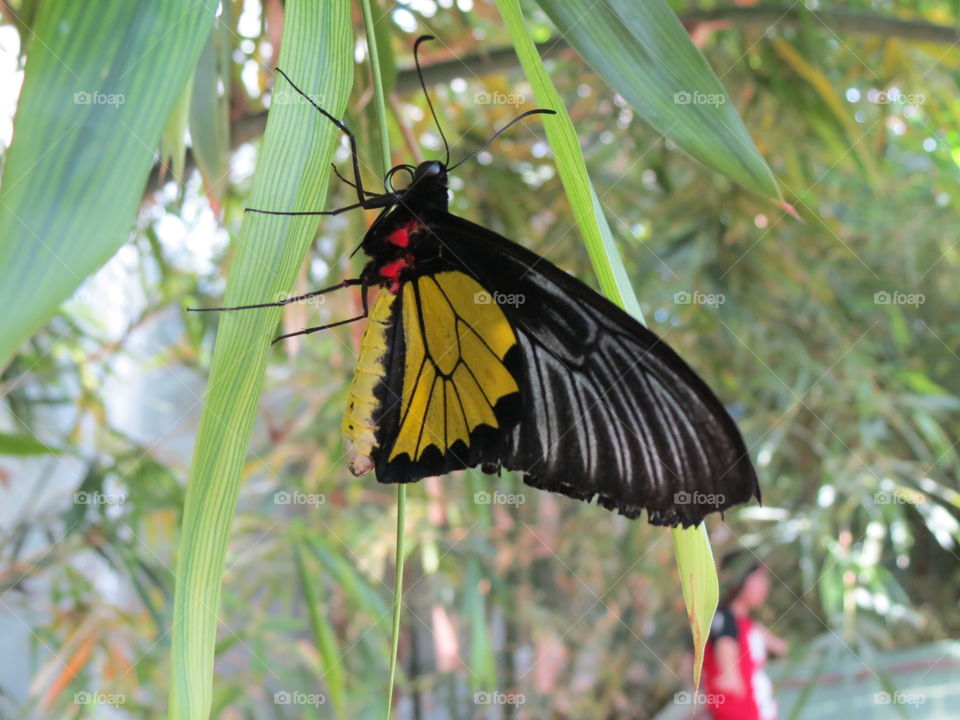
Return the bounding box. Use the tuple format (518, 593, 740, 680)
(342, 271, 521, 479)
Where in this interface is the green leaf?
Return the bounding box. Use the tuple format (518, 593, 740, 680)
(535, 0, 780, 200)
(769, 36, 879, 182)
(295, 540, 346, 717)
(373, 12, 398, 97)
(355, 6, 408, 716)
(672, 525, 719, 694)
(0, 431, 58, 456)
(307, 539, 391, 620)
(495, 0, 720, 691)
(465, 557, 497, 693)
(495, 0, 643, 320)
(0, 0, 219, 367)
(161, 75, 193, 186)
(167, 2, 353, 718)
(189, 11, 232, 212)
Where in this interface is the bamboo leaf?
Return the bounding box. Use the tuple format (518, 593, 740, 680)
(160, 75, 193, 186)
(168, 2, 353, 718)
(0, 0, 219, 367)
(464, 557, 496, 693)
(0, 431, 58, 456)
(373, 13, 398, 97)
(672, 525, 719, 694)
(307, 539, 391, 620)
(535, 0, 780, 200)
(295, 541, 346, 717)
(770, 36, 879, 180)
(356, 5, 407, 716)
(189, 11, 232, 212)
(494, 0, 642, 319)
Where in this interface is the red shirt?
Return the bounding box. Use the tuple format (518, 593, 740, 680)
(702, 608, 778, 720)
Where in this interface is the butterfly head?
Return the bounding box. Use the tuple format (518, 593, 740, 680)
(412, 160, 447, 184)
(382, 160, 449, 216)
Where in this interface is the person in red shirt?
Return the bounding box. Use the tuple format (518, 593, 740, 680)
(702, 553, 789, 720)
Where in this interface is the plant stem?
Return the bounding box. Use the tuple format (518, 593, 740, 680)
(358, 5, 404, 719)
(363, 0, 392, 175)
(386, 485, 407, 718)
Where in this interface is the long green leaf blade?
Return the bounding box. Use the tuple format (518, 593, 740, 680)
(673, 524, 719, 694)
(495, 0, 642, 319)
(536, 0, 780, 200)
(0, 0, 219, 367)
(168, 2, 353, 718)
(189, 13, 231, 211)
(295, 540, 346, 717)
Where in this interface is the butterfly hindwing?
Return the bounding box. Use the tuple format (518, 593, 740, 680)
(369, 270, 523, 483)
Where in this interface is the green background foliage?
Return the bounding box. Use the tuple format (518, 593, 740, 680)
(0, 0, 218, 367)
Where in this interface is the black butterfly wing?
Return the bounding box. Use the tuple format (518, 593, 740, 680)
(425, 212, 759, 527)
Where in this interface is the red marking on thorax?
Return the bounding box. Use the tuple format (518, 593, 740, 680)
(385, 220, 421, 248)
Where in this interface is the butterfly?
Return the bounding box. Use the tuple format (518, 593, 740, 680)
(194, 36, 759, 528)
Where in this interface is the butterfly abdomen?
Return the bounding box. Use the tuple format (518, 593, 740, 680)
(342, 290, 397, 476)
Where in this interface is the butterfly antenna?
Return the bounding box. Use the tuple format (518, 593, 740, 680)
(448, 108, 556, 172)
(413, 35, 450, 167)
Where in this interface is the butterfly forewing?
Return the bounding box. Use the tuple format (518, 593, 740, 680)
(415, 214, 759, 527)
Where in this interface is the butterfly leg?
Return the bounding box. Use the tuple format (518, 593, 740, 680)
(188, 278, 363, 313)
(245, 70, 412, 216)
(270, 283, 370, 345)
(331, 163, 377, 198)
(245, 200, 367, 217)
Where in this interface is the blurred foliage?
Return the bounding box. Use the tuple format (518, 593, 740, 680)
(0, 0, 958, 719)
